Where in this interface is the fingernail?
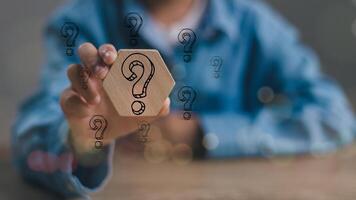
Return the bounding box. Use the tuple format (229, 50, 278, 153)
(104, 51, 115, 61)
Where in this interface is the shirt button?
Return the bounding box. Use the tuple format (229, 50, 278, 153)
(204, 28, 219, 40)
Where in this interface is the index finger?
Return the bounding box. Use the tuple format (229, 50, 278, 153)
(78, 42, 101, 74)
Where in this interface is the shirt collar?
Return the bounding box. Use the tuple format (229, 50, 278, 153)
(123, 0, 172, 54)
(201, 0, 240, 41)
(122, 0, 240, 49)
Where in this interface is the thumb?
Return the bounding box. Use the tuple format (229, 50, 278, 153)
(131, 97, 170, 128)
(157, 97, 171, 117)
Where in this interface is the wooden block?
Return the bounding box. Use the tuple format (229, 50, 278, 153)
(103, 49, 175, 116)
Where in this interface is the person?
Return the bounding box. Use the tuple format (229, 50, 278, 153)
(12, 0, 356, 198)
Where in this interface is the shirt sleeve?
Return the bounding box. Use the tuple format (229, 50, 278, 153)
(199, 1, 356, 158)
(11, 11, 114, 198)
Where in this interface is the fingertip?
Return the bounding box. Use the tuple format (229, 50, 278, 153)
(67, 64, 76, 80)
(67, 64, 86, 86)
(159, 98, 171, 116)
(78, 42, 96, 52)
(99, 44, 117, 65)
(163, 97, 171, 108)
(78, 42, 99, 72)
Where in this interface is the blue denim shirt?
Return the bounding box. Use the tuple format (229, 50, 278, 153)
(11, 0, 356, 198)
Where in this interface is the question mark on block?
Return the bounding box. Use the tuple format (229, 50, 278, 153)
(178, 28, 196, 63)
(60, 22, 79, 56)
(178, 86, 197, 120)
(103, 49, 175, 117)
(89, 115, 108, 149)
(121, 53, 155, 115)
(125, 12, 143, 46)
(210, 56, 223, 78)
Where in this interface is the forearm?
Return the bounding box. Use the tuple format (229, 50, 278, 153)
(12, 94, 114, 198)
(199, 98, 355, 158)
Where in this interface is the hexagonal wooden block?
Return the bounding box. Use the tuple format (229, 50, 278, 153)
(103, 49, 175, 116)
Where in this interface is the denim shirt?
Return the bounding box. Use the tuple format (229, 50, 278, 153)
(11, 0, 356, 198)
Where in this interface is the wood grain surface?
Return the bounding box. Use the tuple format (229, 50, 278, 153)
(2, 145, 356, 200)
(92, 145, 356, 200)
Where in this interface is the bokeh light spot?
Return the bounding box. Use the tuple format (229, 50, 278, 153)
(144, 140, 172, 163)
(203, 133, 219, 150)
(257, 86, 275, 104)
(172, 143, 193, 165)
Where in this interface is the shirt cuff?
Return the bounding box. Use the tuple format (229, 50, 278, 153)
(199, 113, 254, 158)
(60, 120, 115, 198)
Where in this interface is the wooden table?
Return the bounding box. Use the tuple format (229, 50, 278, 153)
(1, 145, 356, 200)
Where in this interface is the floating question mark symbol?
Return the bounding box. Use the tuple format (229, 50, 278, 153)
(60, 22, 79, 56)
(210, 56, 223, 78)
(121, 53, 155, 115)
(79, 66, 90, 90)
(125, 12, 143, 46)
(136, 121, 151, 144)
(178, 86, 197, 120)
(89, 115, 108, 149)
(178, 28, 196, 63)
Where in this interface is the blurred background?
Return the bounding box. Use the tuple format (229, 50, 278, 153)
(0, 0, 355, 156)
